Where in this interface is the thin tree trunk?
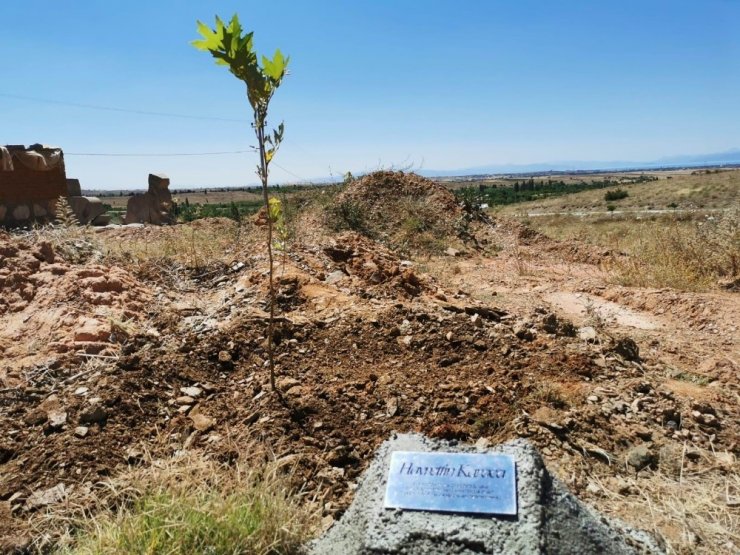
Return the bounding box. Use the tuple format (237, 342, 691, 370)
(256, 121, 276, 392)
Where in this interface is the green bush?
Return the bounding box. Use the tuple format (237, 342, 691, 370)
(604, 189, 629, 201)
(328, 199, 370, 234)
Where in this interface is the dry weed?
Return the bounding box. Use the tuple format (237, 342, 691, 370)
(590, 449, 739, 554)
(98, 221, 244, 268)
(511, 244, 534, 276)
(526, 211, 739, 291)
(28, 223, 103, 265)
(612, 211, 739, 291)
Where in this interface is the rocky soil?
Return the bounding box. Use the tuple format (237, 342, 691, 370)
(0, 173, 737, 553)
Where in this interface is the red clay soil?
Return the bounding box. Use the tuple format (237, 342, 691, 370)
(0, 179, 738, 552)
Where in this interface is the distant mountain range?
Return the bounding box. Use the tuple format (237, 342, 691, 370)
(419, 149, 740, 177)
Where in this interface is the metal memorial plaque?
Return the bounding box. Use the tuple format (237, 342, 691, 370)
(384, 451, 517, 515)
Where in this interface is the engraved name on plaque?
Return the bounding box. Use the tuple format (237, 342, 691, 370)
(384, 451, 517, 515)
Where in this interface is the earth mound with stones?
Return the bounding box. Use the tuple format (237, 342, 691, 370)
(330, 171, 467, 253)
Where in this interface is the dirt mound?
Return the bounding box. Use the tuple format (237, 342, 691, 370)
(0, 232, 152, 379)
(329, 171, 465, 254)
(6, 278, 732, 547)
(234, 232, 437, 316)
(596, 287, 737, 334)
(339, 171, 460, 214)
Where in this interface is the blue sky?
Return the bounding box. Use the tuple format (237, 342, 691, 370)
(2, 1, 739, 188)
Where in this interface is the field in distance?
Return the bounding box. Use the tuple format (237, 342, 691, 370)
(485, 168, 739, 215)
(91, 168, 738, 215)
(474, 169, 739, 292)
(92, 186, 291, 209)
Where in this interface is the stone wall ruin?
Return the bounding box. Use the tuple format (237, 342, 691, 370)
(0, 144, 67, 226)
(124, 173, 174, 225)
(0, 144, 109, 227)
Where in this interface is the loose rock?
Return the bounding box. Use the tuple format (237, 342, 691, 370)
(627, 443, 657, 472)
(180, 386, 203, 398)
(513, 322, 535, 341)
(26, 483, 67, 509)
(23, 409, 47, 427)
(47, 410, 67, 430)
(190, 413, 215, 432)
(79, 405, 107, 425)
(578, 326, 597, 342)
(612, 337, 640, 361)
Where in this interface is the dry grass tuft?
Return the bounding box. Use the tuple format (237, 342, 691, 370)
(29, 223, 103, 265)
(610, 211, 739, 291)
(34, 451, 319, 555)
(524, 211, 739, 291)
(97, 219, 249, 269)
(588, 448, 740, 554)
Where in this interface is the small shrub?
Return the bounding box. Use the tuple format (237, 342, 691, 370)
(328, 199, 370, 234)
(402, 215, 428, 234)
(604, 189, 629, 201)
(229, 201, 242, 224)
(606, 204, 616, 212)
(393, 197, 449, 254)
(672, 370, 712, 386)
(530, 383, 571, 409)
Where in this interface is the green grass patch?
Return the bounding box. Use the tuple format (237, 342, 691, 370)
(51, 453, 319, 555)
(67, 490, 301, 554)
(174, 199, 264, 222)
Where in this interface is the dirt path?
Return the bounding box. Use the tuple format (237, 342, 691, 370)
(423, 228, 740, 387)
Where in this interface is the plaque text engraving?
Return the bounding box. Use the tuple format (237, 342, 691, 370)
(384, 451, 517, 515)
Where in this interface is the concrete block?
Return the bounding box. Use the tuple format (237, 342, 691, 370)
(310, 433, 664, 555)
(125, 172, 173, 225)
(148, 173, 170, 190)
(33, 203, 48, 218)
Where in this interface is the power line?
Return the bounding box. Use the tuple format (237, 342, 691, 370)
(3, 91, 318, 181)
(66, 149, 255, 157)
(0, 92, 248, 123)
(2, 92, 333, 175)
(270, 160, 308, 181)
(66, 149, 309, 182)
